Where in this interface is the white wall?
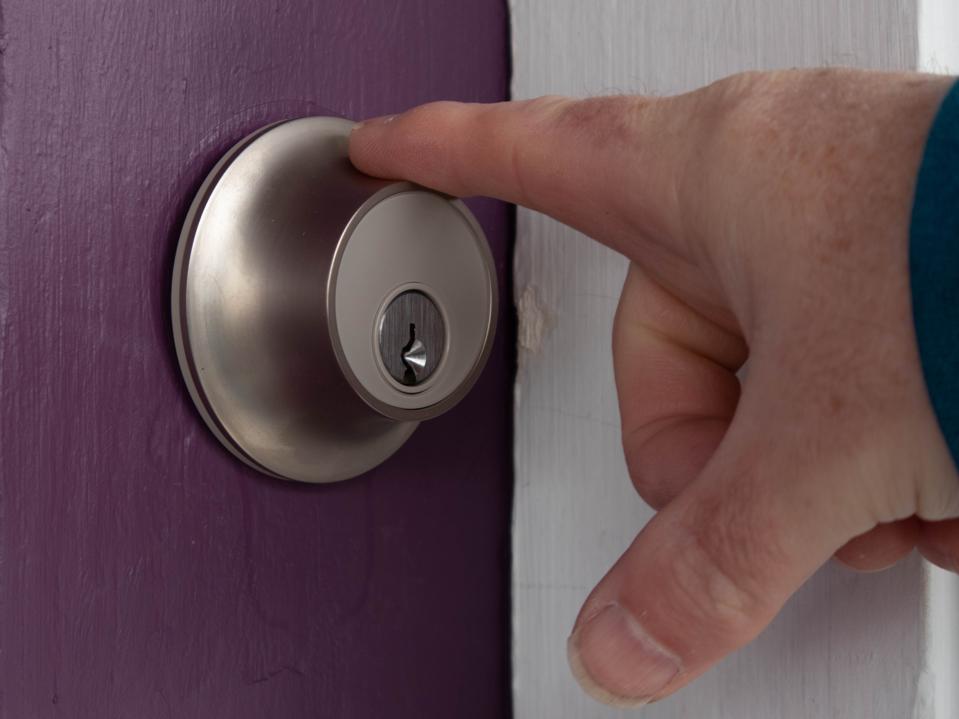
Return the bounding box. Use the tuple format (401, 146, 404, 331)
(510, 2, 958, 717)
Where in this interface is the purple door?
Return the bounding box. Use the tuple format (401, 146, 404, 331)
(0, 2, 512, 717)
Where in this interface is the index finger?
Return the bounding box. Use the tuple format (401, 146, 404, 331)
(348, 96, 691, 257)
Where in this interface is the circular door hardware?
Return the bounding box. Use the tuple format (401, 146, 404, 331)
(171, 116, 497, 483)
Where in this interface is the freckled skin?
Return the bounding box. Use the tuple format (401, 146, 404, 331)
(350, 68, 959, 704)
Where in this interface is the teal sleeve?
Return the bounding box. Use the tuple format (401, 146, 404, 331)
(910, 79, 959, 469)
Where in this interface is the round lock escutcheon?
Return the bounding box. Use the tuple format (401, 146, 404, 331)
(171, 116, 497, 484)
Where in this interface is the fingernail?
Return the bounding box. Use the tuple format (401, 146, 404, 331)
(567, 602, 681, 707)
(352, 114, 397, 132)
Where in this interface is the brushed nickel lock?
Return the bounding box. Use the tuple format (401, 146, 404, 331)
(171, 117, 497, 483)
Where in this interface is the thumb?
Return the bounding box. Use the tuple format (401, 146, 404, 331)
(567, 419, 874, 707)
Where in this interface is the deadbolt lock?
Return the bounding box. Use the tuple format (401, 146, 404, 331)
(171, 117, 497, 484)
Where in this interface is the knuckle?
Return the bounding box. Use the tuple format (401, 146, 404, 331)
(621, 415, 724, 511)
(672, 533, 758, 635)
(622, 448, 676, 510)
(695, 68, 849, 133)
(548, 94, 658, 150)
(689, 68, 861, 180)
(399, 100, 463, 138)
(513, 95, 572, 138)
(667, 477, 787, 640)
(523, 94, 570, 116)
(678, 68, 885, 275)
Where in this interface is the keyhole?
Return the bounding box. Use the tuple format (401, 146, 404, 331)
(401, 323, 417, 386)
(378, 290, 443, 387)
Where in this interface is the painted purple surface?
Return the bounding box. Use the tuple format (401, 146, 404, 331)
(0, 2, 512, 717)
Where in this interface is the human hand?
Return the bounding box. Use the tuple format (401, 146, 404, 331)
(350, 68, 959, 707)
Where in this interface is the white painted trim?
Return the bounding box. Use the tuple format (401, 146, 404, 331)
(919, 0, 959, 74)
(924, 564, 959, 718)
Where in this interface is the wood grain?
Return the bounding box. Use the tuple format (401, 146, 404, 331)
(510, 1, 958, 717)
(0, 1, 511, 717)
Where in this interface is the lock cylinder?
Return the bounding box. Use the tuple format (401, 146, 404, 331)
(377, 290, 446, 387)
(171, 117, 497, 483)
